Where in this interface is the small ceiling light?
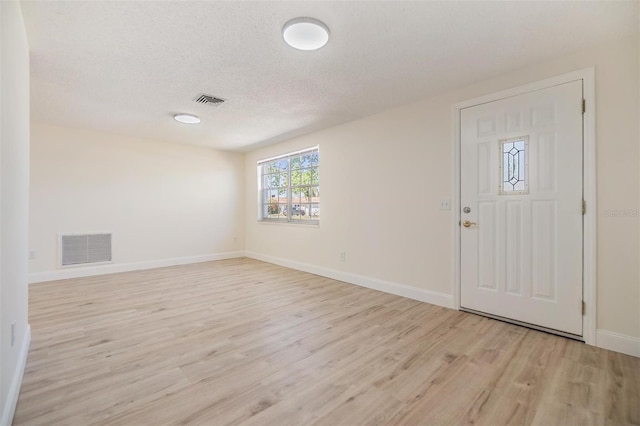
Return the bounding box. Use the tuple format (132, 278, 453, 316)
(283, 17, 330, 51)
(173, 113, 200, 124)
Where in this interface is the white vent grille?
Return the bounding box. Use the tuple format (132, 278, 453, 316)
(193, 93, 226, 105)
(60, 233, 112, 266)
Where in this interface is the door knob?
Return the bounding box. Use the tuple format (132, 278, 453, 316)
(462, 220, 477, 228)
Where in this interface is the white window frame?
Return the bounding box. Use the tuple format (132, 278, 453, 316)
(257, 146, 319, 224)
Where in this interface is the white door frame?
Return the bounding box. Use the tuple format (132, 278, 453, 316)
(452, 68, 596, 345)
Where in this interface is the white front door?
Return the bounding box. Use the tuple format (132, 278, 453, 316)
(460, 80, 584, 336)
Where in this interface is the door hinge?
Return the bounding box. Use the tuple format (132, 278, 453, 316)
(582, 199, 586, 215)
(582, 99, 586, 114)
(582, 300, 586, 315)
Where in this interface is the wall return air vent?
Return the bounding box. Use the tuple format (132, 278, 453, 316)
(193, 93, 226, 106)
(60, 233, 112, 267)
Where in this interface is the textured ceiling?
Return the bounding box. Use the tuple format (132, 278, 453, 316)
(21, 1, 638, 151)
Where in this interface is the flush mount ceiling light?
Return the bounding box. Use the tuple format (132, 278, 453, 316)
(173, 113, 200, 124)
(282, 17, 330, 51)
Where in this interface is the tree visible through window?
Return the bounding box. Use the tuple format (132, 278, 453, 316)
(258, 147, 319, 223)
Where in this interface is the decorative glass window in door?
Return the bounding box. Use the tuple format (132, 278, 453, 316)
(499, 136, 529, 195)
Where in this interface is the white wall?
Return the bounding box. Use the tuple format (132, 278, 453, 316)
(245, 36, 640, 347)
(0, 1, 31, 424)
(29, 124, 245, 280)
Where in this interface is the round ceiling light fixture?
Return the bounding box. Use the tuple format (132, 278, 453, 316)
(282, 17, 330, 51)
(173, 113, 201, 124)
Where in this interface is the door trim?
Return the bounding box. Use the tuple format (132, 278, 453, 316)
(452, 68, 596, 345)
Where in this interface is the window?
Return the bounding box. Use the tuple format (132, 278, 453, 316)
(258, 147, 319, 223)
(499, 136, 529, 195)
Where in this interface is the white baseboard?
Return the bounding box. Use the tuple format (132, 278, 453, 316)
(596, 329, 640, 358)
(28, 251, 245, 283)
(1, 324, 31, 426)
(245, 251, 454, 309)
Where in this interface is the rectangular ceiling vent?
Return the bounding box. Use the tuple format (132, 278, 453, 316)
(60, 233, 112, 267)
(193, 93, 226, 106)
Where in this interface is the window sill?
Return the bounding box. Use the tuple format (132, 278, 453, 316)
(257, 220, 320, 228)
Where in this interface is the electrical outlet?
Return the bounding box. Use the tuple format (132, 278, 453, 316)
(439, 199, 451, 210)
(11, 322, 15, 347)
(233, 236, 237, 243)
(339, 252, 346, 262)
(29, 250, 36, 260)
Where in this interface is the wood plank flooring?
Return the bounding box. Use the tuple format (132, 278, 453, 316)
(14, 258, 640, 425)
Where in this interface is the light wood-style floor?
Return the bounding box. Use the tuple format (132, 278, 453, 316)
(14, 258, 639, 425)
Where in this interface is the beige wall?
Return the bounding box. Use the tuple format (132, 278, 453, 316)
(30, 124, 245, 276)
(1, 0, 30, 422)
(245, 35, 640, 340)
